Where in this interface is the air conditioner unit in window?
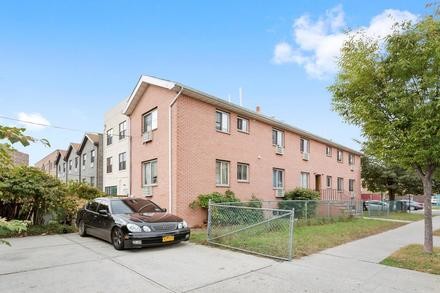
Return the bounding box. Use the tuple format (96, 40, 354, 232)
(275, 189, 285, 198)
(302, 152, 310, 161)
(350, 165, 354, 171)
(275, 145, 284, 155)
(142, 131, 153, 143)
(142, 186, 153, 197)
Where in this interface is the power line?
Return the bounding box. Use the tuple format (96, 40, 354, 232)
(0, 115, 85, 132)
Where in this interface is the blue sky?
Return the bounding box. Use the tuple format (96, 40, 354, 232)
(0, 0, 427, 164)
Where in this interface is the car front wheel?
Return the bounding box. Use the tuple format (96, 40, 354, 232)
(409, 206, 415, 211)
(112, 227, 125, 250)
(78, 220, 87, 237)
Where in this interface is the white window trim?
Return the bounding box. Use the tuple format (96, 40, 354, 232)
(300, 172, 310, 189)
(216, 110, 230, 133)
(273, 168, 284, 189)
(143, 109, 158, 134)
(337, 177, 344, 192)
(142, 159, 158, 187)
(237, 117, 249, 134)
(272, 129, 284, 147)
(326, 146, 332, 157)
(216, 160, 230, 187)
(349, 179, 355, 192)
(237, 163, 249, 182)
(300, 138, 310, 154)
(348, 154, 355, 165)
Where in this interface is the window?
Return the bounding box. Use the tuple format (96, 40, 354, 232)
(68, 160, 72, 172)
(142, 159, 158, 186)
(326, 176, 332, 188)
(107, 157, 112, 173)
(273, 168, 284, 189)
(104, 186, 117, 196)
(119, 152, 127, 170)
(49, 162, 52, 170)
(90, 150, 95, 168)
(90, 176, 95, 187)
(142, 109, 158, 133)
(237, 117, 249, 133)
(300, 172, 310, 188)
(216, 160, 230, 186)
(337, 150, 343, 162)
(97, 202, 109, 213)
(107, 129, 113, 145)
(237, 163, 249, 182)
(82, 154, 87, 170)
(348, 154, 355, 165)
(119, 121, 127, 140)
(337, 177, 344, 192)
(75, 157, 78, 170)
(349, 179, 355, 192)
(326, 146, 332, 157)
(63, 162, 66, 172)
(300, 138, 310, 153)
(86, 201, 99, 212)
(59, 164, 61, 172)
(215, 110, 229, 133)
(272, 129, 284, 147)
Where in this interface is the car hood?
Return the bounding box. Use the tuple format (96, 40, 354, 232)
(114, 212, 183, 224)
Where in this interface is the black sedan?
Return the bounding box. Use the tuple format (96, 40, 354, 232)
(76, 197, 190, 250)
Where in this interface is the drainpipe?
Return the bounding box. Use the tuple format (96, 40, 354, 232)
(168, 86, 184, 213)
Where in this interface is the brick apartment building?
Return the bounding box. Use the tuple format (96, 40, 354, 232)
(122, 75, 362, 226)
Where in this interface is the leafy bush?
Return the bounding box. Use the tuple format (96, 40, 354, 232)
(0, 218, 28, 245)
(279, 188, 320, 219)
(190, 190, 239, 209)
(0, 222, 76, 240)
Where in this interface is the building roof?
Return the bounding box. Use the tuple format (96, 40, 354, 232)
(55, 150, 67, 164)
(64, 143, 81, 160)
(78, 133, 102, 154)
(123, 75, 362, 156)
(34, 149, 62, 166)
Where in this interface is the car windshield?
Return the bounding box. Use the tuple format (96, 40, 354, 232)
(111, 199, 164, 214)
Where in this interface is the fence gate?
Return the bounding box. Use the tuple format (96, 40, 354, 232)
(207, 202, 295, 260)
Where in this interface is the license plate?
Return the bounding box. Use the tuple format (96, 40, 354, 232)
(162, 235, 174, 242)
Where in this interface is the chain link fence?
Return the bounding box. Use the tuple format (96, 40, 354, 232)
(207, 200, 363, 260)
(363, 200, 423, 218)
(207, 202, 295, 260)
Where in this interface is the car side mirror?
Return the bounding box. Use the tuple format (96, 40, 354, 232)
(98, 209, 109, 216)
(162, 208, 167, 213)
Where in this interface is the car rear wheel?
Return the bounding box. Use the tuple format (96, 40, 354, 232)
(112, 228, 125, 250)
(78, 220, 87, 237)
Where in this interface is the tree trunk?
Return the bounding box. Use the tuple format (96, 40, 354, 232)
(422, 176, 433, 253)
(414, 165, 434, 254)
(388, 189, 395, 201)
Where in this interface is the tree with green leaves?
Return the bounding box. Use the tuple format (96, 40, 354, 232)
(329, 14, 440, 253)
(361, 156, 423, 200)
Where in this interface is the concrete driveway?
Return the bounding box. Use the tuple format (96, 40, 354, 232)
(1, 217, 440, 293)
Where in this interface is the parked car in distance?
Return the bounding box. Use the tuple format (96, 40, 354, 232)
(76, 197, 190, 250)
(397, 199, 423, 211)
(432, 197, 439, 205)
(364, 200, 389, 211)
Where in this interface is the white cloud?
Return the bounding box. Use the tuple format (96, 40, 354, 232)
(17, 112, 50, 130)
(273, 5, 418, 79)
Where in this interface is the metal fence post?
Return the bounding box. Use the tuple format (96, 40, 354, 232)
(207, 199, 212, 241)
(288, 208, 295, 261)
(304, 201, 308, 221)
(327, 200, 330, 218)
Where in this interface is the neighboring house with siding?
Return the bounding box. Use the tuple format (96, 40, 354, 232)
(65, 143, 81, 182)
(77, 133, 103, 189)
(34, 149, 62, 177)
(103, 99, 130, 196)
(123, 75, 362, 226)
(55, 150, 67, 182)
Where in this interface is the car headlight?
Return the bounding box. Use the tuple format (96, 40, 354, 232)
(126, 223, 142, 233)
(143, 226, 151, 232)
(178, 221, 188, 229)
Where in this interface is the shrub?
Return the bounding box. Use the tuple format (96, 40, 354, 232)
(189, 190, 239, 209)
(279, 188, 320, 219)
(0, 218, 28, 245)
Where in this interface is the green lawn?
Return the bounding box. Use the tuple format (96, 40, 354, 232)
(363, 211, 425, 221)
(381, 244, 440, 275)
(0, 223, 77, 238)
(190, 218, 404, 259)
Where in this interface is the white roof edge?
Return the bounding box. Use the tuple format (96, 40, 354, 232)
(123, 75, 176, 115)
(120, 75, 362, 156)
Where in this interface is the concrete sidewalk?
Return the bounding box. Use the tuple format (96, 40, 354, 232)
(0, 216, 439, 293)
